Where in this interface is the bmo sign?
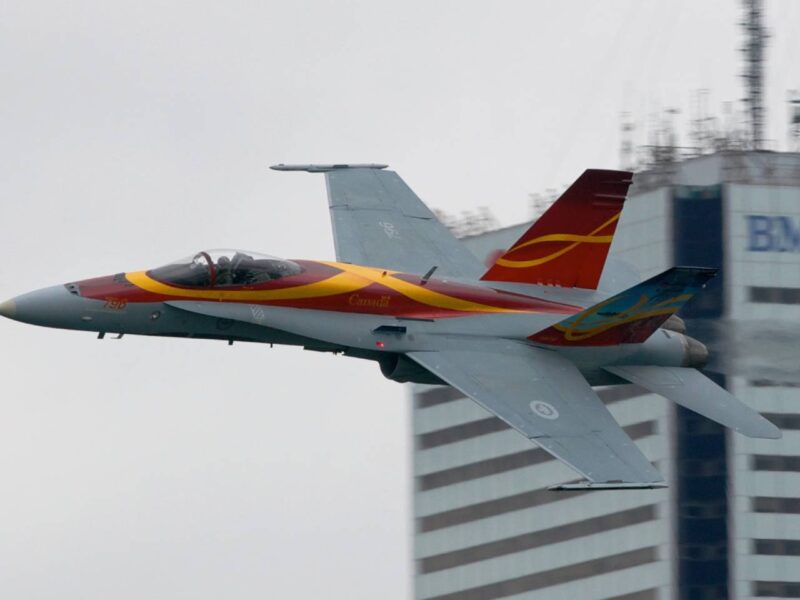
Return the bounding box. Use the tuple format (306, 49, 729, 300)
(746, 215, 800, 252)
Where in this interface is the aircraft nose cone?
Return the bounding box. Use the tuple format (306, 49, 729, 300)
(0, 298, 16, 319)
(5, 285, 85, 328)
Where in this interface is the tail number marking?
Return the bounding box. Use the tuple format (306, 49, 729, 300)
(378, 221, 400, 240)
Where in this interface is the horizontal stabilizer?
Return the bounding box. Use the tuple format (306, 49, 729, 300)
(605, 366, 781, 439)
(530, 266, 716, 346)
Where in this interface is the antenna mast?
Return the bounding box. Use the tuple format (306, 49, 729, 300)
(741, 0, 768, 149)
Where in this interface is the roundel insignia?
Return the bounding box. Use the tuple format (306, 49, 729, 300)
(530, 400, 559, 420)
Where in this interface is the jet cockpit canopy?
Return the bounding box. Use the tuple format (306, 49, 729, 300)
(148, 249, 303, 288)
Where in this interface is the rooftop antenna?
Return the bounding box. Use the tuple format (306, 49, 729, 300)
(741, 0, 769, 150)
(689, 89, 716, 155)
(619, 112, 636, 171)
(789, 91, 800, 152)
(643, 108, 681, 167)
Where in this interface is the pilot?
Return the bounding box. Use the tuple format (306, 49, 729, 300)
(215, 256, 233, 286)
(230, 252, 254, 285)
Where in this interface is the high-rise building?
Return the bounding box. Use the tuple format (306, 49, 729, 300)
(410, 151, 800, 599)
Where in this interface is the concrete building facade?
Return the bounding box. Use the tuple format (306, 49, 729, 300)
(411, 151, 800, 599)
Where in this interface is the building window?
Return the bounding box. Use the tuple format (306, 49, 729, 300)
(762, 413, 800, 430)
(415, 416, 508, 450)
(679, 544, 728, 560)
(679, 502, 727, 518)
(753, 539, 800, 556)
(417, 504, 656, 574)
(682, 585, 730, 600)
(753, 580, 800, 597)
(749, 286, 800, 304)
(753, 497, 800, 514)
(681, 457, 727, 476)
(415, 387, 464, 409)
(749, 379, 800, 388)
(416, 421, 655, 491)
(419, 547, 658, 599)
(752, 455, 800, 472)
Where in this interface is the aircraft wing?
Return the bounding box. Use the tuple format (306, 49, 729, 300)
(407, 341, 665, 489)
(271, 164, 484, 279)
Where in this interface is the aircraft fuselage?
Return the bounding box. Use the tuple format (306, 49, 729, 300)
(0, 256, 705, 387)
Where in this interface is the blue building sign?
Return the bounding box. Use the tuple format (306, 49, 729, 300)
(746, 215, 800, 252)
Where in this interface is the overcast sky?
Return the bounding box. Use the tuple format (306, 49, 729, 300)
(1, 2, 799, 599)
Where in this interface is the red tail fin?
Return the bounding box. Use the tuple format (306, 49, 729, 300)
(481, 169, 632, 289)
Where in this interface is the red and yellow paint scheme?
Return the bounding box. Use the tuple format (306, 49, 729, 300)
(3, 164, 780, 489)
(529, 267, 717, 346)
(481, 170, 632, 289)
(75, 251, 581, 320)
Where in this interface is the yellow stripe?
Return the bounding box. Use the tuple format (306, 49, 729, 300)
(125, 270, 370, 301)
(127, 262, 534, 315)
(319, 262, 531, 314)
(555, 294, 691, 341)
(512, 232, 615, 247)
(495, 213, 619, 269)
(558, 307, 678, 340)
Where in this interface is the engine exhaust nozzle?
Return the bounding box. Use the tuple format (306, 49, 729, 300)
(684, 335, 709, 369)
(662, 314, 686, 334)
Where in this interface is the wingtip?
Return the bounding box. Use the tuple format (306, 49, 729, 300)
(755, 422, 783, 440)
(735, 415, 783, 439)
(549, 481, 668, 491)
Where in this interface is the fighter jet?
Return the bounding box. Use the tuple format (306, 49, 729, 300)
(0, 164, 780, 489)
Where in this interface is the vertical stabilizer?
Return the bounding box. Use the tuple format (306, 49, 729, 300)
(481, 169, 633, 288)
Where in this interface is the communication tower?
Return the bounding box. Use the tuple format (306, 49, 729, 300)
(741, 0, 768, 149)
